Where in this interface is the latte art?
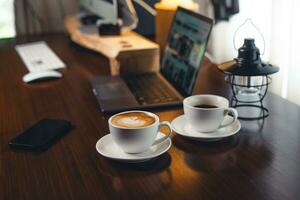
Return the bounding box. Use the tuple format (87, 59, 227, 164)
(111, 112, 156, 128)
(119, 117, 146, 127)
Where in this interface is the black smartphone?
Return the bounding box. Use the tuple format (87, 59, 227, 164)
(9, 119, 72, 151)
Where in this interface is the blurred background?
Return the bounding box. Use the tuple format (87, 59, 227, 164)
(1, 0, 299, 106)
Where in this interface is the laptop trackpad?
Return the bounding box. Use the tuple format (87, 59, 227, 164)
(91, 76, 139, 112)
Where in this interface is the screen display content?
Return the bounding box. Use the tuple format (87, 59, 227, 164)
(161, 8, 212, 96)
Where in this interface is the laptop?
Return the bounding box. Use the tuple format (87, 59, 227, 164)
(90, 7, 213, 113)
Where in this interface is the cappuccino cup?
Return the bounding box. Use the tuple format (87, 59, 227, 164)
(108, 111, 172, 154)
(183, 95, 238, 132)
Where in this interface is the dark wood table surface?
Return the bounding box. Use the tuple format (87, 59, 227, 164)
(1, 34, 300, 200)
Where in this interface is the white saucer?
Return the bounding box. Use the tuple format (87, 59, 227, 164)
(171, 115, 241, 141)
(96, 132, 172, 163)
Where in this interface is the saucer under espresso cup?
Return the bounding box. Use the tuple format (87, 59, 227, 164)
(183, 94, 238, 133)
(108, 110, 173, 154)
(96, 132, 172, 162)
(171, 114, 241, 141)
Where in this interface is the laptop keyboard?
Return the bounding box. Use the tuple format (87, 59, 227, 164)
(124, 73, 181, 105)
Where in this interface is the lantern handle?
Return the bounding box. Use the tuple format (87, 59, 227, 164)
(233, 18, 266, 55)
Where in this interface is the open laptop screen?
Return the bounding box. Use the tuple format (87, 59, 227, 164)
(161, 7, 213, 96)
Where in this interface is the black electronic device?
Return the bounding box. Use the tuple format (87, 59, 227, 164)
(79, 0, 138, 34)
(98, 22, 121, 36)
(9, 119, 72, 151)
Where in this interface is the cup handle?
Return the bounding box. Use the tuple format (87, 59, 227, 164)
(219, 108, 238, 128)
(152, 121, 172, 146)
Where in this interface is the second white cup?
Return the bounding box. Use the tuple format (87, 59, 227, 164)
(183, 95, 238, 132)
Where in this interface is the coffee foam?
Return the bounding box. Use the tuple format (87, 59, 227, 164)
(111, 112, 156, 128)
(119, 117, 146, 127)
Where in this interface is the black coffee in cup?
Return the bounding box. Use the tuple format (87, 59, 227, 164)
(194, 104, 218, 109)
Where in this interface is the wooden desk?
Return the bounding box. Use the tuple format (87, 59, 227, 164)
(1, 34, 300, 200)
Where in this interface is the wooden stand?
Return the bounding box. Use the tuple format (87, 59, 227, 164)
(64, 16, 160, 75)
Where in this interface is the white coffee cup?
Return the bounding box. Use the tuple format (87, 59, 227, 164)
(183, 95, 238, 132)
(108, 111, 172, 154)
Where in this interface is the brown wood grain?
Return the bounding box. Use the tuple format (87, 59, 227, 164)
(0, 34, 300, 200)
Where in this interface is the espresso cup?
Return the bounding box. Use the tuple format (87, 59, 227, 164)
(183, 95, 238, 132)
(108, 111, 172, 154)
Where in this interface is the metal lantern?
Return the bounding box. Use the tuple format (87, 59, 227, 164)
(218, 38, 279, 120)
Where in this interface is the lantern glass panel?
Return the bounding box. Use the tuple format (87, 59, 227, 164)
(231, 75, 268, 103)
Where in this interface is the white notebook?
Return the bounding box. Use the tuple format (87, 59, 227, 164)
(15, 41, 66, 72)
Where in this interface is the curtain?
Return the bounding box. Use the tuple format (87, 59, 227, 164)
(198, 0, 300, 105)
(14, 0, 79, 35)
(269, 0, 300, 105)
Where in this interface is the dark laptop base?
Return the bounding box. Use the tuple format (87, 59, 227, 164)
(90, 73, 183, 113)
